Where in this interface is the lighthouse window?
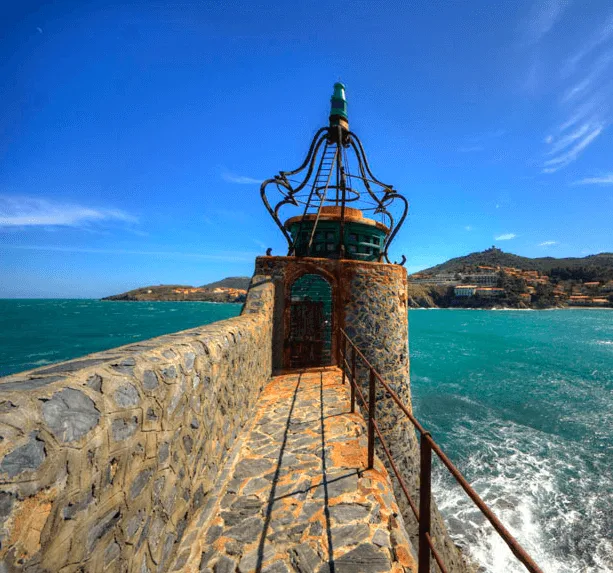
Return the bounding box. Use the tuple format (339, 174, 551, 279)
(315, 244, 323, 252)
(349, 233, 357, 242)
(348, 245, 357, 253)
(315, 231, 323, 240)
(326, 231, 335, 240)
(326, 243, 335, 251)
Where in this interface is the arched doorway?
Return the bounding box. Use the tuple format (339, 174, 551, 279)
(288, 274, 333, 368)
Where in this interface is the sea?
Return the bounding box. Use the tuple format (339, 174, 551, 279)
(0, 300, 611, 572)
(0, 299, 242, 377)
(410, 309, 613, 573)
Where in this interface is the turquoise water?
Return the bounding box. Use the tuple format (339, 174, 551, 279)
(409, 309, 613, 573)
(1, 302, 611, 571)
(0, 299, 242, 377)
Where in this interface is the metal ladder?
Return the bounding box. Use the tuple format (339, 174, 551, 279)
(312, 144, 337, 202)
(289, 143, 339, 256)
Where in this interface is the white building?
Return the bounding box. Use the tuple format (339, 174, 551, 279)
(455, 285, 477, 297)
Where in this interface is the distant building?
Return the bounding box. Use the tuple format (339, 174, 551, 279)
(468, 273, 498, 286)
(455, 285, 477, 297)
(568, 295, 590, 306)
(476, 287, 505, 297)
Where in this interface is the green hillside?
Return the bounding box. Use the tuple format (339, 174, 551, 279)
(419, 247, 613, 280)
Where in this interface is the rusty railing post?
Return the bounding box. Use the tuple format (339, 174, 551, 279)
(368, 368, 376, 469)
(418, 433, 432, 573)
(350, 346, 356, 413)
(341, 333, 346, 385)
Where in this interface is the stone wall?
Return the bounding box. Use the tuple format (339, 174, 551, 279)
(0, 276, 274, 572)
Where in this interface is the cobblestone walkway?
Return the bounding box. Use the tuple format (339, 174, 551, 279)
(170, 368, 416, 573)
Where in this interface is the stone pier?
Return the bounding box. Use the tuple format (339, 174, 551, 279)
(171, 368, 416, 573)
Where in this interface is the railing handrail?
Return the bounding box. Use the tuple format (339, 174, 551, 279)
(339, 328, 544, 573)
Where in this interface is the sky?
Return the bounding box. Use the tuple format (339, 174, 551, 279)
(1, 0, 612, 298)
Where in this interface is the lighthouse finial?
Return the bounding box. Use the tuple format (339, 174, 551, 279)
(329, 82, 348, 130)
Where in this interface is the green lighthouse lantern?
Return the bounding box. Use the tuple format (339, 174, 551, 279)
(329, 82, 349, 131)
(260, 83, 408, 264)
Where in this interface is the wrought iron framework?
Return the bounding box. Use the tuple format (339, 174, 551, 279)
(260, 124, 408, 263)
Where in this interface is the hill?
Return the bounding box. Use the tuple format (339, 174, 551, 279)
(419, 247, 613, 278)
(102, 277, 250, 303)
(200, 276, 251, 290)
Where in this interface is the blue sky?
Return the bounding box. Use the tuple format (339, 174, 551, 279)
(1, 0, 612, 298)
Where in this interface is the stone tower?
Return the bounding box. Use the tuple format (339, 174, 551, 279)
(258, 84, 470, 572)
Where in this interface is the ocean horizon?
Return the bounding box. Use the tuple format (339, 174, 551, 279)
(1, 300, 611, 572)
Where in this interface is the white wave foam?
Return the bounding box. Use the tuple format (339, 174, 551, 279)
(434, 418, 613, 573)
(27, 359, 54, 367)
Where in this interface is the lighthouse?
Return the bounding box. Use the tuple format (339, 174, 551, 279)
(258, 82, 409, 371)
(255, 85, 468, 571)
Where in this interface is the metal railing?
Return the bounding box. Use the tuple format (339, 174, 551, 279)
(339, 328, 544, 573)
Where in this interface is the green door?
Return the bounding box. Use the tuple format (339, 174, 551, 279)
(289, 274, 333, 368)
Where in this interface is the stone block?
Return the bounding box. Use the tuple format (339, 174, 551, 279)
(41, 388, 100, 443)
(113, 382, 141, 409)
(129, 467, 154, 501)
(0, 433, 46, 479)
(108, 410, 142, 447)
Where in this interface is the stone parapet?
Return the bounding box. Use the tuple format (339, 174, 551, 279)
(0, 276, 274, 572)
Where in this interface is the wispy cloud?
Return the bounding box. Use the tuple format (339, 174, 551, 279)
(221, 171, 262, 185)
(521, 0, 569, 46)
(558, 96, 603, 132)
(546, 122, 593, 155)
(1, 244, 257, 262)
(563, 13, 613, 75)
(539, 240, 558, 246)
(252, 238, 268, 250)
(573, 173, 613, 185)
(538, 17, 613, 174)
(561, 76, 593, 103)
(542, 124, 603, 172)
(0, 196, 137, 228)
(495, 233, 516, 241)
(561, 50, 613, 103)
